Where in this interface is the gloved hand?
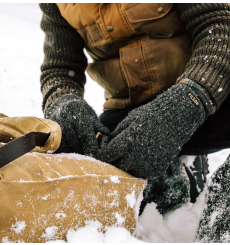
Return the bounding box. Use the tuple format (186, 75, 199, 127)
(97, 83, 206, 179)
(44, 94, 110, 156)
(139, 157, 190, 215)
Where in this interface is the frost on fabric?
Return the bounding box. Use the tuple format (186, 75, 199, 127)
(54, 153, 101, 163)
(55, 211, 67, 219)
(218, 87, 223, 92)
(41, 226, 59, 241)
(10, 221, 26, 234)
(110, 176, 120, 183)
(38, 187, 146, 243)
(2, 237, 9, 243)
(126, 190, 136, 209)
(115, 213, 125, 226)
(209, 210, 220, 227)
(41, 194, 51, 200)
(222, 232, 230, 243)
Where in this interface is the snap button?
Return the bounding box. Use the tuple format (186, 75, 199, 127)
(157, 7, 164, 14)
(131, 85, 138, 91)
(107, 26, 114, 32)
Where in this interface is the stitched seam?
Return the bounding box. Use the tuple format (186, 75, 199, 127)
(118, 3, 135, 35)
(141, 37, 154, 95)
(119, 59, 129, 89)
(99, 4, 114, 43)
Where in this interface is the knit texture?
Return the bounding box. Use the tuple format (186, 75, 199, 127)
(139, 157, 190, 215)
(97, 84, 206, 180)
(176, 3, 230, 108)
(45, 94, 110, 156)
(195, 155, 230, 242)
(40, 3, 230, 112)
(39, 3, 87, 111)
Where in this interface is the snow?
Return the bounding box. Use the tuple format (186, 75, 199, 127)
(10, 221, 26, 234)
(218, 87, 223, 92)
(135, 189, 207, 243)
(180, 155, 196, 168)
(41, 194, 51, 201)
(110, 176, 120, 183)
(1, 3, 230, 243)
(66, 221, 104, 243)
(55, 212, 67, 219)
(137, 202, 175, 243)
(42, 226, 59, 241)
(126, 190, 137, 209)
(64, 221, 143, 243)
(115, 213, 125, 226)
(0, 3, 104, 118)
(209, 211, 220, 227)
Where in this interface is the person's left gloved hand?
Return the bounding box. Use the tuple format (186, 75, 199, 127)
(96, 83, 207, 180)
(45, 94, 110, 156)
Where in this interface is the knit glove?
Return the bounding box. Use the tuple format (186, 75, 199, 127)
(139, 157, 190, 215)
(44, 94, 110, 155)
(97, 84, 206, 180)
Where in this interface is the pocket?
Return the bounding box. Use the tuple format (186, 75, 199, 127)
(124, 3, 186, 38)
(124, 3, 173, 22)
(99, 3, 135, 43)
(142, 33, 193, 95)
(78, 24, 122, 60)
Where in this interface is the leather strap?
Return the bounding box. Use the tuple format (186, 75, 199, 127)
(0, 131, 50, 168)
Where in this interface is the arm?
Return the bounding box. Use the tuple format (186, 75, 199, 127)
(39, 4, 110, 155)
(39, 3, 87, 112)
(177, 3, 230, 111)
(97, 4, 230, 179)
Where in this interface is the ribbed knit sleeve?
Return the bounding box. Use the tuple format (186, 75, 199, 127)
(176, 3, 230, 109)
(39, 3, 87, 112)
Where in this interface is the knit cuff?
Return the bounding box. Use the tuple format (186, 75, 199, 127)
(179, 79, 216, 115)
(43, 83, 84, 112)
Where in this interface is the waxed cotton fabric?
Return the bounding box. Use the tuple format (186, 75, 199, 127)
(0, 115, 146, 242)
(56, 3, 192, 111)
(0, 153, 146, 242)
(0, 114, 61, 153)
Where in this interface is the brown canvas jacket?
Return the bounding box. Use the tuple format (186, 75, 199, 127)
(56, 3, 193, 110)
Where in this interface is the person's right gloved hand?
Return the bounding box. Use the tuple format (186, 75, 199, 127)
(44, 94, 110, 156)
(97, 83, 207, 180)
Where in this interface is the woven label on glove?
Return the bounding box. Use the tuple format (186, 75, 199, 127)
(188, 92, 199, 106)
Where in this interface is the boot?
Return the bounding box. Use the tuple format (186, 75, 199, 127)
(184, 155, 209, 203)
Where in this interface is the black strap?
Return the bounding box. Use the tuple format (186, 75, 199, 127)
(97, 134, 111, 149)
(0, 131, 50, 168)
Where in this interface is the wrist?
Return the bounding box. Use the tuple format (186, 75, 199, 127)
(179, 79, 217, 116)
(44, 93, 82, 119)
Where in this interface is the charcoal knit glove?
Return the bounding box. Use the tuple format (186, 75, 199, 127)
(139, 157, 190, 215)
(97, 84, 206, 180)
(44, 94, 110, 155)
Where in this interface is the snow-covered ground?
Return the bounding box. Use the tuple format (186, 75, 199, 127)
(1, 3, 230, 243)
(0, 3, 104, 118)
